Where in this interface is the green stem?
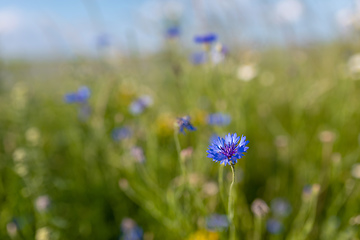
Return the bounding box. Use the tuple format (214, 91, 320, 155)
(228, 164, 236, 240)
(254, 217, 262, 240)
(174, 129, 186, 179)
(218, 164, 226, 209)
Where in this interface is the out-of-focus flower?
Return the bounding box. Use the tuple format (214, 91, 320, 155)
(207, 133, 249, 166)
(7, 221, 17, 237)
(131, 147, 145, 163)
(274, 0, 303, 24)
(318, 131, 336, 144)
(210, 43, 227, 65)
(302, 184, 321, 201)
(120, 218, 143, 240)
(194, 33, 217, 44)
(351, 163, 360, 179)
(176, 116, 196, 134)
(166, 26, 180, 38)
(251, 199, 270, 218)
(266, 218, 283, 234)
(202, 181, 219, 196)
(96, 33, 111, 49)
(237, 64, 258, 82)
(129, 95, 153, 115)
(348, 54, 360, 78)
(35, 195, 51, 213)
(112, 127, 132, 141)
(206, 214, 228, 230)
(190, 52, 208, 65)
(207, 113, 231, 126)
(271, 198, 292, 217)
(25, 127, 41, 146)
(187, 230, 219, 240)
(64, 86, 91, 104)
(118, 179, 129, 190)
(349, 215, 360, 225)
(35, 227, 50, 240)
(13, 148, 26, 163)
(180, 147, 193, 162)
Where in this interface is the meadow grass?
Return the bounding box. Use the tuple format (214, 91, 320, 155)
(1, 42, 360, 239)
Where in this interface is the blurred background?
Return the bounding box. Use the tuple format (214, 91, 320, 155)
(1, 0, 360, 239)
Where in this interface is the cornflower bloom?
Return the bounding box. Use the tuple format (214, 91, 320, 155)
(266, 218, 283, 234)
(112, 127, 132, 141)
(271, 198, 292, 217)
(190, 52, 208, 65)
(120, 218, 143, 240)
(64, 86, 90, 104)
(129, 95, 153, 115)
(206, 214, 229, 230)
(166, 26, 180, 39)
(176, 116, 196, 134)
(194, 33, 217, 44)
(207, 113, 231, 126)
(207, 133, 249, 166)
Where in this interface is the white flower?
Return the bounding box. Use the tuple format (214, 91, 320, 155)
(26, 127, 41, 146)
(348, 54, 360, 77)
(35, 195, 51, 212)
(351, 163, 360, 179)
(35, 227, 50, 240)
(237, 64, 257, 82)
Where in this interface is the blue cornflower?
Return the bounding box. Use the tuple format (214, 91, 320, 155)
(176, 116, 196, 134)
(120, 218, 143, 240)
(207, 133, 249, 166)
(194, 33, 217, 44)
(207, 113, 231, 126)
(271, 198, 292, 217)
(266, 218, 283, 234)
(129, 95, 153, 115)
(96, 33, 111, 48)
(190, 52, 208, 65)
(112, 127, 132, 141)
(166, 26, 180, 38)
(206, 214, 229, 230)
(64, 86, 91, 104)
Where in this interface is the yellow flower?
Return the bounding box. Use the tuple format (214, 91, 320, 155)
(187, 230, 219, 240)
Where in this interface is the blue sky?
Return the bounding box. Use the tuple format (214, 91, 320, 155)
(0, 0, 355, 59)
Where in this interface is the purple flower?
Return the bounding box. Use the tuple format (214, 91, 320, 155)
(96, 33, 111, 48)
(129, 95, 153, 115)
(207, 113, 231, 126)
(271, 198, 292, 217)
(166, 26, 180, 38)
(206, 214, 229, 230)
(176, 116, 196, 134)
(131, 147, 145, 163)
(207, 133, 249, 166)
(64, 86, 91, 104)
(112, 127, 132, 141)
(120, 218, 143, 240)
(194, 33, 217, 44)
(266, 218, 283, 234)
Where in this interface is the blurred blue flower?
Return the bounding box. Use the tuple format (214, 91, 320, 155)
(266, 218, 283, 234)
(64, 86, 91, 104)
(131, 146, 145, 163)
(129, 95, 153, 115)
(190, 52, 208, 65)
(120, 218, 143, 240)
(206, 214, 229, 230)
(194, 33, 217, 44)
(97, 33, 111, 48)
(207, 113, 231, 126)
(166, 26, 180, 38)
(176, 116, 196, 134)
(112, 127, 132, 141)
(271, 198, 292, 217)
(207, 133, 249, 166)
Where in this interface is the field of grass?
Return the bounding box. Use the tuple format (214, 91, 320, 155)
(1, 41, 360, 239)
